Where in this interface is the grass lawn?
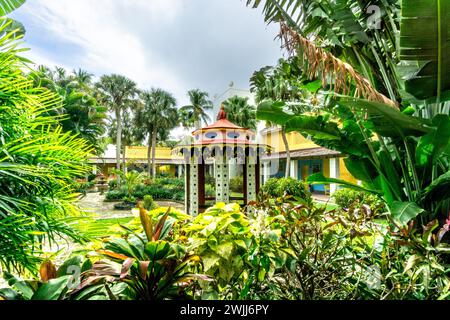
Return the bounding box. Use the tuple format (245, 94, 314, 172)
(74, 216, 134, 239)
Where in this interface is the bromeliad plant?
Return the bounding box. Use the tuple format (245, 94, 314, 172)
(70, 204, 211, 300)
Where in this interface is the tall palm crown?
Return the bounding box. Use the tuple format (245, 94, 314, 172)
(180, 89, 213, 129)
(222, 96, 257, 130)
(95, 74, 139, 172)
(95, 74, 139, 112)
(138, 88, 178, 177)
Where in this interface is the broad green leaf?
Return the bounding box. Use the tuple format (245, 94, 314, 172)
(4, 272, 34, 299)
(399, 0, 450, 101)
(415, 114, 450, 167)
(31, 276, 71, 300)
(285, 115, 341, 140)
(343, 156, 378, 182)
(0, 0, 25, 16)
(57, 255, 82, 277)
(391, 201, 425, 226)
(256, 100, 291, 126)
(202, 254, 220, 272)
(422, 171, 450, 201)
(339, 97, 431, 137)
(302, 79, 322, 93)
(215, 242, 234, 260)
(144, 241, 170, 261)
(307, 173, 381, 194)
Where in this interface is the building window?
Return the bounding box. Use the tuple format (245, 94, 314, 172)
(227, 132, 240, 139)
(205, 132, 217, 139)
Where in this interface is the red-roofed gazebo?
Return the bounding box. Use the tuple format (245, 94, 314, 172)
(173, 105, 270, 215)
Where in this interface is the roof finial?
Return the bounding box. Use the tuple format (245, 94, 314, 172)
(217, 104, 227, 120)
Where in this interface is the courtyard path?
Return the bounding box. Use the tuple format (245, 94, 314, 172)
(76, 192, 185, 218)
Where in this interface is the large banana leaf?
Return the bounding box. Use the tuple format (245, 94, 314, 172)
(256, 99, 292, 125)
(399, 0, 450, 101)
(307, 173, 382, 194)
(339, 97, 432, 137)
(0, 0, 25, 16)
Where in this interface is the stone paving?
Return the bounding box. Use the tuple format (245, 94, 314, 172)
(76, 192, 185, 218)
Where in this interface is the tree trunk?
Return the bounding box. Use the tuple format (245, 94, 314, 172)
(115, 108, 122, 183)
(122, 145, 127, 175)
(147, 134, 152, 177)
(151, 127, 158, 178)
(281, 127, 291, 178)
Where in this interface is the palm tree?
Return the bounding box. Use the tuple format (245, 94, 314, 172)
(95, 74, 140, 174)
(180, 89, 213, 130)
(222, 95, 257, 129)
(29, 66, 107, 154)
(138, 88, 178, 177)
(72, 68, 94, 89)
(250, 58, 307, 177)
(108, 110, 142, 174)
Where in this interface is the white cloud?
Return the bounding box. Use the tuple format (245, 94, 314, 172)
(20, 0, 186, 99)
(13, 0, 282, 140)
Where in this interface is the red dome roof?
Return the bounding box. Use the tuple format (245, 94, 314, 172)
(192, 105, 250, 135)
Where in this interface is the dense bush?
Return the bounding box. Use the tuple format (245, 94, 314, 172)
(74, 180, 95, 195)
(205, 174, 215, 186)
(261, 177, 312, 204)
(108, 179, 117, 190)
(333, 188, 385, 215)
(105, 177, 185, 202)
(229, 176, 243, 193)
(205, 184, 215, 197)
(143, 195, 156, 210)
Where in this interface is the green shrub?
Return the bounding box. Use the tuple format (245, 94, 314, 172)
(205, 174, 215, 186)
(261, 177, 312, 204)
(229, 176, 243, 193)
(143, 195, 157, 210)
(105, 186, 127, 201)
(205, 184, 215, 197)
(74, 180, 95, 194)
(154, 177, 184, 188)
(108, 179, 118, 190)
(333, 188, 385, 215)
(171, 191, 185, 201)
(105, 178, 186, 202)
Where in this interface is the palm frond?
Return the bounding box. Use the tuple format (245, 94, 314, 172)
(279, 22, 398, 109)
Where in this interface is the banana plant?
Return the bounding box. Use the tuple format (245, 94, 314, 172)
(257, 97, 449, 229)
(399, 0, 450, 103)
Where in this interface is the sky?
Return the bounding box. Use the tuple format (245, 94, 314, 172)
(10, 0, 283, 139)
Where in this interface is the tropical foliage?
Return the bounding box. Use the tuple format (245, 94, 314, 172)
(135, 88, 178, 177)
(95, 74, 140, 174)
(0, 17, 90, 272)
(248, 0, 450, 230)
(179, 89, 213, 130)
(1, 0, 449, 302)
(30, 66, 107, 153)
(222, 95, 257, 129)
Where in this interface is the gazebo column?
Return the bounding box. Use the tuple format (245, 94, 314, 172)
(245, 153, 257, 202)
(215, 157, 229, 203)
(184, 163, 190, 213)
(189, 153, 199, 216)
